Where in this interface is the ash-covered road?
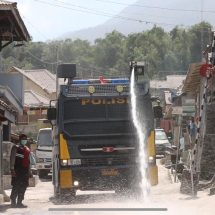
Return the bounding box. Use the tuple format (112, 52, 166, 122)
(1, 162, 214, 215)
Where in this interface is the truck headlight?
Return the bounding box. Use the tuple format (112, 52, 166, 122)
(148, 156, 155, 164)
(61, 159, 71, 166)
(60, 159, 82, 166)
(70, 159, 81, 166)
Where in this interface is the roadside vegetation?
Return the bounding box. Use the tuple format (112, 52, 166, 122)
(1, 22, 211, 79)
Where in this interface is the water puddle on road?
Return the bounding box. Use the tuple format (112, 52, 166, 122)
(130, 68, 150, 200)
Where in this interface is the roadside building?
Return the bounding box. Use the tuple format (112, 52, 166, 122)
(0, 0, 30, 203)
(9, 67, 57, 100)
(150, 75, 186, 100)
(167, 60, 215, 194)
(13, 90, 50, 139)
(150, 75, 185, 134)
(182, 62, 215, 180)
(8, 67, 55, 138)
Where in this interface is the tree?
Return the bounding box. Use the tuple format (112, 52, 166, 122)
(1, 22, 213, 80)
(94, 31, 126, 69)
(188, 22, 212, 63)
(170, 27, 191, 71)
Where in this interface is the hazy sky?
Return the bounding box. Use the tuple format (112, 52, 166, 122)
(16, 0, 137, 41)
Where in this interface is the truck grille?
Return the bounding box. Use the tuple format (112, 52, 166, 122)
(79, 144, 136, 156)
(81, 156, 135, 167)
(63, 84, 129, 96)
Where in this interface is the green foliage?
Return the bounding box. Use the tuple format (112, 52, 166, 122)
(188, 22, 212, 63)
(94, 31, 126, 68)
(0, 22, 212, 79)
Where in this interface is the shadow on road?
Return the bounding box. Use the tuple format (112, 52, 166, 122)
(50, 192, 134, 205)
(0, 204, 12, 213)
(39, 174, 52, 182)
(179, 196, 199, 200)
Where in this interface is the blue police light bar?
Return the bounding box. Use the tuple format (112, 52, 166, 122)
(72, 80, 89, 84)
(72, 78, 129, 84)
(111, 79, 129, 84)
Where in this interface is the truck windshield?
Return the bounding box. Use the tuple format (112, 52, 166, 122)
(37, 130, 52, 146)
(61, 96, 153, 137)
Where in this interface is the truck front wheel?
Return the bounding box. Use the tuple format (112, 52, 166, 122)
(59, 188, 76, 203)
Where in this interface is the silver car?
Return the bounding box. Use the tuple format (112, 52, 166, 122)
(155, 129, 171, 156)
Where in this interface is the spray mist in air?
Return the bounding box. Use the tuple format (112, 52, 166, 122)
(130, 68, 151, 200)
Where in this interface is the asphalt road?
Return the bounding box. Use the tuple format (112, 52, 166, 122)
(1, 161, 215, 215)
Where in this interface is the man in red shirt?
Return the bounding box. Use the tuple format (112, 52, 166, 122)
(10, 134, 32, 208)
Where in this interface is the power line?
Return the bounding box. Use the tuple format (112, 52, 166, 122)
(48, 0, 119, 16)
(32, 0, 215, 35)
(18, 0, 214, 48)
(53, 0, 177, 21)
(33, 0, 176, 27)
(23, 12, 211, 44)
(20, 23, 212, 69)
(21, 15, 49, 41)
(21, 15, 63, 66)
(95, 0, 215, 14)
(26, 50, 60, 65)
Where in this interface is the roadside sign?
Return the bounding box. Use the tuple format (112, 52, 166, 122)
(172, 106, 183, 115)
(182, 106, 195, 113)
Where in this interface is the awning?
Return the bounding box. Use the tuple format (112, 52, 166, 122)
(0, 0, 30, 50)
(0, 99, 16, 123)
(0, 85, 23, 114)
(0, 85, 24, 123)
(182, 63, 203, 94)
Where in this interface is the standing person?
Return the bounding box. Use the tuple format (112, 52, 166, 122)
(10, 134, 32, 208)
(179, 135, 185, 162)
(189, 117, 197, 143)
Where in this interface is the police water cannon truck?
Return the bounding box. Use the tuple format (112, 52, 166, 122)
(47, 62, 160, 200)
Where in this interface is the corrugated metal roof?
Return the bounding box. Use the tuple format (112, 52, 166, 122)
(0, 0, 30, 42)
(182, 63, 203, 94)
(24, 90, 49, 107)
(0, 85, 23, 114)
(25, 69, 56, 93)
(0, 0, 13, 5)
(150, 75, 186, 90)
(12, 67, 57, 94)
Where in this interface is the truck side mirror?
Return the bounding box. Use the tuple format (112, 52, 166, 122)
(153, 106, 163, 118)
(47, 107, 56, 121)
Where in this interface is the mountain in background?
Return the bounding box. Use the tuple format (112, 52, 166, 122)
(59, 0, 215, 42)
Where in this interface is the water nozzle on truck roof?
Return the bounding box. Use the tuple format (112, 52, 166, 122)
(129, 61, 145, 76)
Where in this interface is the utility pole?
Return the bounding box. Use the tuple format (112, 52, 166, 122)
(0, 52, 3, 72)
(56, 45, 59, 99)
(0, 124, 3, 195)
(201, 0, 204, 61)
(0, 42, 3, 196)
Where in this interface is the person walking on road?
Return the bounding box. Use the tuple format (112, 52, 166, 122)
(10, 134, 32, 208)
(189, 117, 197, 143)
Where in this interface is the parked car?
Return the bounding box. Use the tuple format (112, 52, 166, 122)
(36, 128, 53, 178)
(155, 128, 171, 157)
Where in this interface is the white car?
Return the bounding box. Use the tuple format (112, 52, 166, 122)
(155, 128, 171, 156)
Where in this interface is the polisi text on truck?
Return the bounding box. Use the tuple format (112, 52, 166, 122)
(81, 98, 129, 105)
